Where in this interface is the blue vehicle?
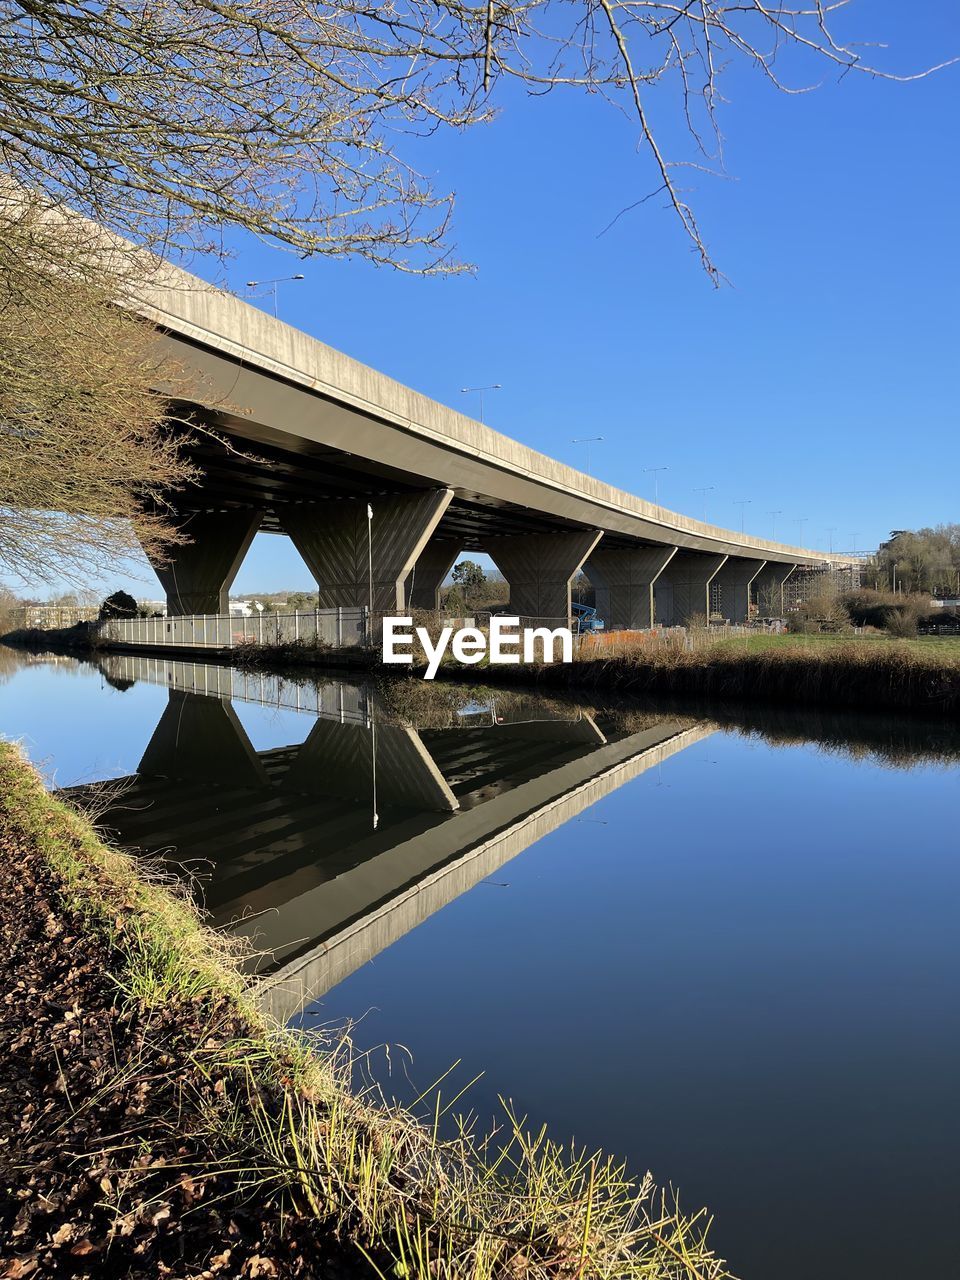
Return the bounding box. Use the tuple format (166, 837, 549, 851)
(572, 602, 605, 634)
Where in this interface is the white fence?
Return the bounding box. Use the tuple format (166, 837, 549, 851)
(97, 608, 369, 650)
(100, 652, 374, 722)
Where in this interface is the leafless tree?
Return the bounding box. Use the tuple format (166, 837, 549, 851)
(0, 199, 195, 586)
(1, 1, 950, 278)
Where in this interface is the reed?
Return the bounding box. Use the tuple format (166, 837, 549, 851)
(445, 634, 960, 717)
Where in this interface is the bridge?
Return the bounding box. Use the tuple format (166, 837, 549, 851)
(129, 259, 857, 627)
(68, 655, 715, 1020)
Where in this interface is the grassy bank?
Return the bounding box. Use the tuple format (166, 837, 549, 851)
(0, 741, 731, 1280)
(433, 632, 960, 717)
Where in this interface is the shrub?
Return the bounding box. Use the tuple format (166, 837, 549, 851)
(98, 589, 138, 620)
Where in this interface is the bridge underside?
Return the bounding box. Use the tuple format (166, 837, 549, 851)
(149, 407, 807, 623)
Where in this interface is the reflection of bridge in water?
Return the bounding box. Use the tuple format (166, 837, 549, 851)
(68, 656, 714, 1021)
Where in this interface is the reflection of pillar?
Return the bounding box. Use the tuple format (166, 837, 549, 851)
(138, 691, 267, 788)
(280, 490, 453, 611)
(486, 530, 603, 623)
(654, 551, 728, 625)
(285, 718, 458, 813)
(712, 558, 767, 623)
(143, 509, 262, 616)
(752, 562, 798, 617)
(406, 536, 462, 611)
(585, 545, 677, 630)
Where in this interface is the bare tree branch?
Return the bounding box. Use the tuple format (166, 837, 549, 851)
(0, 1, 952, 278)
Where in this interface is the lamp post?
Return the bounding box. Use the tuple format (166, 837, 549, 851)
(366, 502, 374, 643)
(797, 516, 808, 546)
(694, 486, 715, 522)
(643, 466, 668, 507)
(826, 526, 837, 554)
(734, 499, 751, 534)
(572, 435, 604, 475)
(768, 510, 783, 540)
(244, 274, 305, 317)
(460, 384, 501, 424)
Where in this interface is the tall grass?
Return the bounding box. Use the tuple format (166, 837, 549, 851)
(450, 633, 960, 717)
(0, 741, 732, 1280)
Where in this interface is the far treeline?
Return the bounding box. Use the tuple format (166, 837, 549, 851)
(867, 526, 960, 596)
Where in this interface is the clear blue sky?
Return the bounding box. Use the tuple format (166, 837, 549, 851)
(37, 3, 960, 598)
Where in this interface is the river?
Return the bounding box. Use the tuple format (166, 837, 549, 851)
(2, 645, 958, 1278)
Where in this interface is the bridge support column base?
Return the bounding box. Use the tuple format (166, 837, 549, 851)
(280, 490, 453, 612)
(585, 546, 677, 630)
(286, 719, 458, 812)
(144, 509, 263, 616)
(406, 536, 462, 611)
(486, 530, 603, 624)
(139, 691, 267, 786)
(654, 551, 728, 626)
(752, 563, 798, 618)
(713, 557, 767, 623)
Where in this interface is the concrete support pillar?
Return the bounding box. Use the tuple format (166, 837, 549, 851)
(144, 509, 262, 616)
(139, 692, 267, 788)
(654, 550, 728, 625)
(280, 489, 453, 611)
(486, 529, 603, 624)
(406, 536, 462, 611)
(712, 557, 767, 623)
(752, 562, 798, 617)
(585, 545, 677, 630)
(285, 719, 458, 813)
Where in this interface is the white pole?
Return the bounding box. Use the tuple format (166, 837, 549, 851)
(367, 503, 374, 644)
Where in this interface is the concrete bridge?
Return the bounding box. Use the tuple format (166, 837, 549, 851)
(68, 657, 714, 1019)
(130, 261, 857, 627)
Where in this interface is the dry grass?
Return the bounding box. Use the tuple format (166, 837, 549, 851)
(465, 631, 960, 717)
(0, 741, 733, 1280)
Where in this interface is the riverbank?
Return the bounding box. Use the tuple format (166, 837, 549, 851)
(436, 632, 960, 717)
(8, 625, 959, 717)
(0, 742, 730, 1280)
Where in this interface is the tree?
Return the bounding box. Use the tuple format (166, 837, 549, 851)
(0, 199, 195, 586)
(1, 2, 945, 279)
(452, 560, 486, 604)
(287, 591, 318, 610)
(870, 526, 960, 596)
(99, 590, 139, 620)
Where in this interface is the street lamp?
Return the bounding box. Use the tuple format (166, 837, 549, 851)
(460, 384, 501, 424)
(734, 499, 751, 534)
(643, 466, 668, 507)
(768, 510, 783, 540)
(797, 516, 808, 545)
(572, 435, 604, 475)
(826, 526, 837, 554)
(694, 486, 715, 522)
(245, 274, 305, 317)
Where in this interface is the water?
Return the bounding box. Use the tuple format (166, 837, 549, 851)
(2, 645, 958, 1278)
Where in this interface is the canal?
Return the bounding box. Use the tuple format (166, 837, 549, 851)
(2, 645, 958, 1278)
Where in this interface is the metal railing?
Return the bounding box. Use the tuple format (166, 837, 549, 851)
(97, 607, 368, 650)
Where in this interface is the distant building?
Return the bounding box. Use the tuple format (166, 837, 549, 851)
(10, 604, 99, 630)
